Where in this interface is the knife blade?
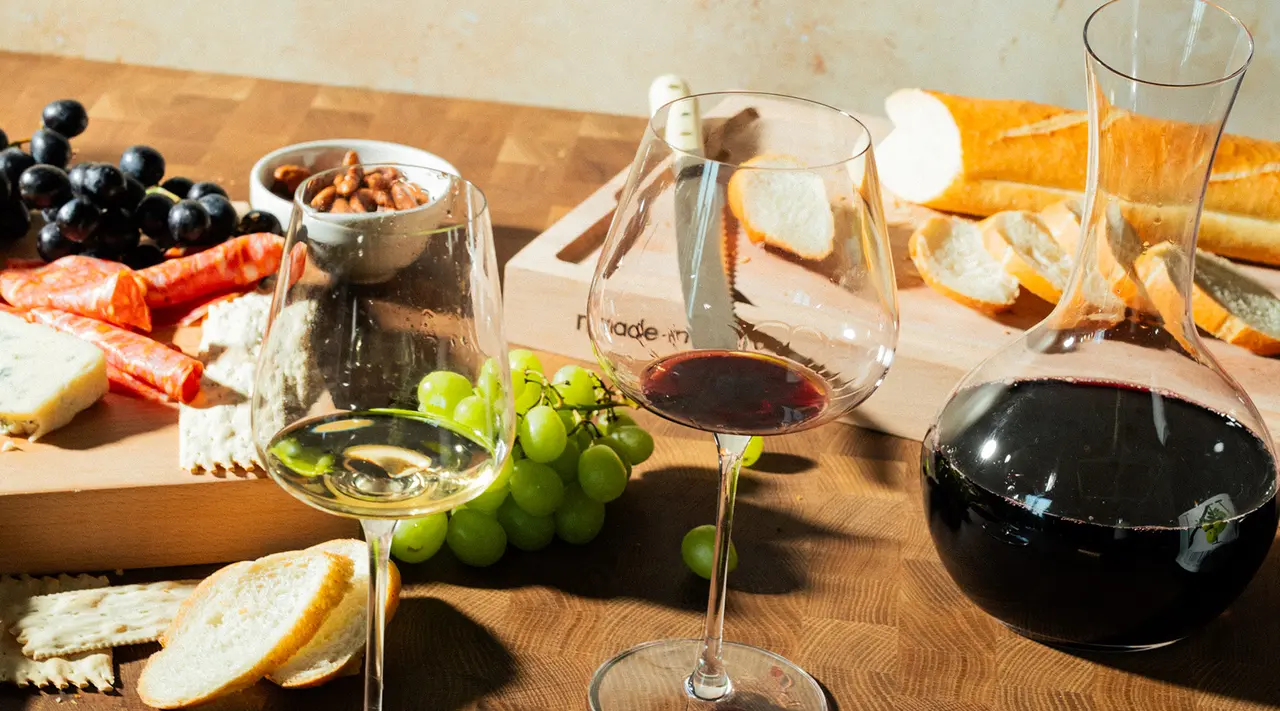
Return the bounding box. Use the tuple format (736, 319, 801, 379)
(649, 75, 739, 351)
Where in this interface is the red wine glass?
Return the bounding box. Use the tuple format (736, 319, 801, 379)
(585, 92, 898, 710)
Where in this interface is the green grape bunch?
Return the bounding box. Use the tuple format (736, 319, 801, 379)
(391, 350, 657, 567)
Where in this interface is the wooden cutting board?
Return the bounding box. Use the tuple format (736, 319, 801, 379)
(502, 113, 1280, 442)
(0, 210, 357, 576)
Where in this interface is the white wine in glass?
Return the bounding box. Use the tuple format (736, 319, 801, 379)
(252, 164, 514, 711)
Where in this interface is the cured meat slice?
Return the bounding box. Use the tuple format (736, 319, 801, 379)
(26, 308, 202, 403)
(106, 364, 173, 404)
(138, 234, 284, 308)
(0, 256, 151, 331)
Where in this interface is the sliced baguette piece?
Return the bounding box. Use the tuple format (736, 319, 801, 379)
(980, 210, 1072, 303)
(726, 153, 835, 260)
(137, 550, 353, 709)
(909, 215, 1019, 313)
(267, 539, 402, 689)
(1039, 198, 1085, 256)
(1137, 243, 1280, 355)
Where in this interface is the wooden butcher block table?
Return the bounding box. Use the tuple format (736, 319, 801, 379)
(2, 52, 1280, 711)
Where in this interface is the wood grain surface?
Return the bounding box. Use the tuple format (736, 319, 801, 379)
(2, 52, 1280, 711)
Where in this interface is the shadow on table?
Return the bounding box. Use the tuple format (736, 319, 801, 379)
(170, 598, 516, 711)
(405, 464, 849, 612)
(1067, 543, 1280, 707)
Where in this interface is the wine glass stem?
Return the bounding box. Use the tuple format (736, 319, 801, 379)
(361, 519, 397, 711)
(689, 432, 751, 701)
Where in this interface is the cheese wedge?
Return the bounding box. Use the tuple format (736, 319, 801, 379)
(0, 313, 107, 440)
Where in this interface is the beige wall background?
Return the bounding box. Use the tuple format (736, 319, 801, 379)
(1, 0, 1277, 138)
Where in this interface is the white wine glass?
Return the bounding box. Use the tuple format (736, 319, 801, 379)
(586, 92, 899, 710)
(251, 164, 514, 711)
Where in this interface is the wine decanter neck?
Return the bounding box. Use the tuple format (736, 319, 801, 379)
(1050, 44, 1249, 348)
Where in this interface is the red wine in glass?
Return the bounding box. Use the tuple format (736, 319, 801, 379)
(923, 378, 1278, 649)
(639, 350, 830, 435)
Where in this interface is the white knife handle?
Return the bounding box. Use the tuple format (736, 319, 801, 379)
(648, 74, 702, 156)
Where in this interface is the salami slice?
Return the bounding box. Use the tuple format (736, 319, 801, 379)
(26, 308, 203, 403)
(138, 233, 284, 308)
(107, 364, 173, 404)
(0, 256, 152, 331)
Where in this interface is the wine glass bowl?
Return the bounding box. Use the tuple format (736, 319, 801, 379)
(589, 92, 898, 437)
(586, 92, 898, 710)
(251, 164, 512, 710)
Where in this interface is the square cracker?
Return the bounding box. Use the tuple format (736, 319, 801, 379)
(10, 580, 199, 660)
(0, 574, 113, 690)
(179, 292, 272, 474)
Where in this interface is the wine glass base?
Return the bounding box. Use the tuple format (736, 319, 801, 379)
(588, 639, 828, 711)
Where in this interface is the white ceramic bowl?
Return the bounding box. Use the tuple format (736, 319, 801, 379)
(248, 138, 460, 226)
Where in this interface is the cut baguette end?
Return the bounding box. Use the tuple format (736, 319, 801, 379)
(879, 89, 962, 206)
(726, 153, 835, 260)
(910, 215, 1020, 313)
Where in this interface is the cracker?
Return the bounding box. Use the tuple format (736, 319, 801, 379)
(179, 292, 273, 474)
(10, 580, 199, 660)
(0, 574, 113, 690)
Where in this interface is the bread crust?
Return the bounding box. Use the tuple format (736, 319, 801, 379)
(268, 539, 403, 689)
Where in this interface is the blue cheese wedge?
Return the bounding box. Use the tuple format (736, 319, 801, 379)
(0, 312, 108, 441)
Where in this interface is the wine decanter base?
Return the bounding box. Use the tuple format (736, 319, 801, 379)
(589, 639, 828, 711)
(999, 622, 1184, 654)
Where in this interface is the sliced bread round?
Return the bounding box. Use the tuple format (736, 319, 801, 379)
(909, 215, 1020, 313)
(981, 210, 1073, 303)
(267, 539, 402, 689)
(137, 549, 353, 709)
(1138, 243, 1280, 356)
(726, 153, 835, 260)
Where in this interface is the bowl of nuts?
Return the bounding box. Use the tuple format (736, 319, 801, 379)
(248, 138, 459, 226)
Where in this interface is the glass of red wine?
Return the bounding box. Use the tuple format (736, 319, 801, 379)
(585, 92, 898, 710)
(924, 0, 1277, 652)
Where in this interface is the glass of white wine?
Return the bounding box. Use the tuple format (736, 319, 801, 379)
(251, 164, 514, 711)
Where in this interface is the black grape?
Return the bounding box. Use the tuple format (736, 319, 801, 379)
(54, 198, 102, 243)
(36, 222, 79, 261)
(236, 209, 283, 236)
(119, 145, 165, 187)
(135, 193, 175, 247)
(160, 176, 193, 198)
(41, 100, 89, 139)
(198, 194, 236, 244)
(96, 207, 141, 253)
(18, 165, 72, 210)
(186, 181, 227, 200)
(0, 148, 36, 188)
(30, 129, 71, 169)
(168, 199, 210, 245)
(79, 163, 126, 206)
(0, 199, 31, 243)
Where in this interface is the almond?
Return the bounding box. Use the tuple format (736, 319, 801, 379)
(371, 189, 395, 209)
(407, 182, 430, 205)
(390, 182, 417, 210)
(273, 164, 311, 196)
(342, 150, 361, 167)
(335, 166, 364, 196)
(310, 185, 337, 211)
(350, 189, 376, 212)
(330, 196, 352, 213)
(365, 172, 390, 192)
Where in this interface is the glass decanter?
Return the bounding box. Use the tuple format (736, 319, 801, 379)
(921, 0, 1278, 652)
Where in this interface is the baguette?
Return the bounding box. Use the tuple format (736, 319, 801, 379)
(137, 550, 352, 709)
(909, 215, 1019, 313)
(879, 88, 1280, 265)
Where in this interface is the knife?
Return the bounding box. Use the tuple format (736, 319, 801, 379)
(649, 75, 739, 351)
